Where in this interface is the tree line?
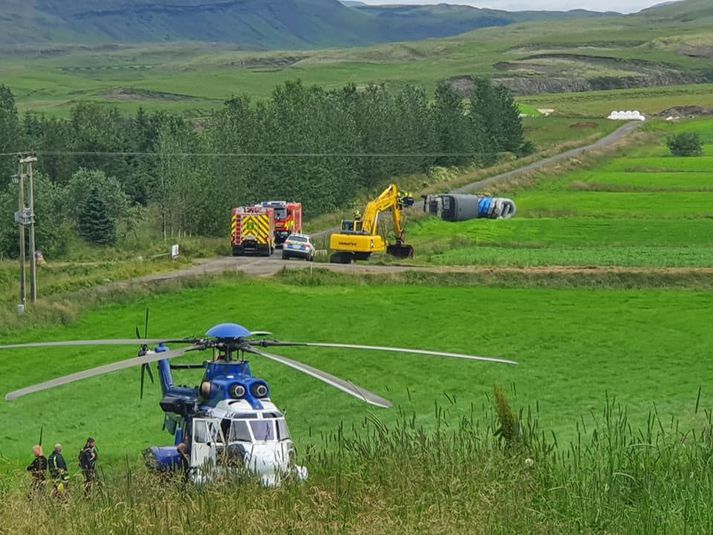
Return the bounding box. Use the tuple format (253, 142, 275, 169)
(0, 78, 529, 256)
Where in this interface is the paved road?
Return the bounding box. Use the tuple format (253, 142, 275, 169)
(129, 121, 646, 285)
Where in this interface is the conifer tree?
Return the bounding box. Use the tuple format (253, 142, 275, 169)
(432, 81, 471, 166)
(77, 186, 116, 246)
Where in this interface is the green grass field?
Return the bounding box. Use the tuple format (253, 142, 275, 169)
(412, 118, 713, 268)
(0, 274, 711, 469)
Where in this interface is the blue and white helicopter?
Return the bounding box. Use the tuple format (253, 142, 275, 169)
(0, 314, 516, 486)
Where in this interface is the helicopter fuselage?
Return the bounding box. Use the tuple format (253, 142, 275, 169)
(143, 349, 307, 486)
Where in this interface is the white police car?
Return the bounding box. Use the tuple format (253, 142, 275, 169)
(281, 234, 315, 261)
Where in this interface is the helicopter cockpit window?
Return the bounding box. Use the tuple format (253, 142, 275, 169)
(250, 420, 276, 441)
(194, 420, 224, 444)
(229, 420, 252, 442)
(228, 412, 257, 419)
(194, 421, 210, 444)
(276, 418, 290, 440)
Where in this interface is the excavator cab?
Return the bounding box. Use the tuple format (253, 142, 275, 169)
(339, 210, 365, 234)
(340, 219, 364, 233)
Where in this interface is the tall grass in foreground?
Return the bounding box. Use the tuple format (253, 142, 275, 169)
(1, 395, 711, 534)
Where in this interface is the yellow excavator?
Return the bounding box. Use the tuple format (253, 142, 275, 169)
(329, 183, 415, 264)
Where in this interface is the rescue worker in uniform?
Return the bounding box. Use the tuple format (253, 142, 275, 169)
(353, 209, 363, 231)
(26, 445, 48, 496)
(48, 443, 69, 498)
(177, 442, 190, 485)
(79, 437, 98, 495)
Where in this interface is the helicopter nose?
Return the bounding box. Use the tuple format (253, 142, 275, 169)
(247, 445, 286, 474)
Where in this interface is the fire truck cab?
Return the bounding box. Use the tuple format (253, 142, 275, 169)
(260, 201, 302, 247)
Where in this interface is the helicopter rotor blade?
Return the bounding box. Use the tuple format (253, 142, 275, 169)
(5, 345, 203, 402)
(139, 363, 154, 400)
(138, 308, 155, 401)
(0, 339, 200, 350)
(244, 346, 392, 409)
(258, 341, 517, 366)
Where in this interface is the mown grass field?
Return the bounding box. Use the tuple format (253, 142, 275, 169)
(412, 118, 713, 268)
(0, 274, 711, 471)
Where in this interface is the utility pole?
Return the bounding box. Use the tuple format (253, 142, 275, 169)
(14, 154, 39, 310)
(23, 156, 38, 303)
(15, 163, 26, 308)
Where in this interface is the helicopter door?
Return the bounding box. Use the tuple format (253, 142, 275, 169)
(191, 418, 225, 482)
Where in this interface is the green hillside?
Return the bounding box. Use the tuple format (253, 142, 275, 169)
(0, 0, 379, 49)
(639, 0, 713, 19)
(350, 4, 611, 41)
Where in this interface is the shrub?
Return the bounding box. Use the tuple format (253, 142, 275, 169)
(666, 132, 703, 156)
(493, 384, 523, 451)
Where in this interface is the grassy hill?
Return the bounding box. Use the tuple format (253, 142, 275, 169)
(640, 0, 713, 20)
(349, 4, 611, 41)
(0, 0, 380, 49)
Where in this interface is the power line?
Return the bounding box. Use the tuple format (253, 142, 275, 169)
(0, 150, 508, 158)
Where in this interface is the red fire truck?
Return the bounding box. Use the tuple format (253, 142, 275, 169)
(231, 206, 276, 257)
(260, 201, 302, 247)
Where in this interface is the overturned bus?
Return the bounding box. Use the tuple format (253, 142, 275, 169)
(423, 194, 516, 221)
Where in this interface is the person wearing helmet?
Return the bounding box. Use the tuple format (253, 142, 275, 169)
(176, 442, 191, 485)
(26, 445, 48, 496)
(48, 443, 69, 498)
(79, 438, 98, 495)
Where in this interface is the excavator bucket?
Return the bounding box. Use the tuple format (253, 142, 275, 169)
(386, 244, 414, 259)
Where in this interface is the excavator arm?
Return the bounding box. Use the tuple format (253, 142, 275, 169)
(361, 184, 400, 235)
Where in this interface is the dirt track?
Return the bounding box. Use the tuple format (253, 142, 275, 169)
(139, 253, 713, 281)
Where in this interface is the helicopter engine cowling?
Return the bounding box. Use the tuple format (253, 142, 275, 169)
(199, 362, 271, 409)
